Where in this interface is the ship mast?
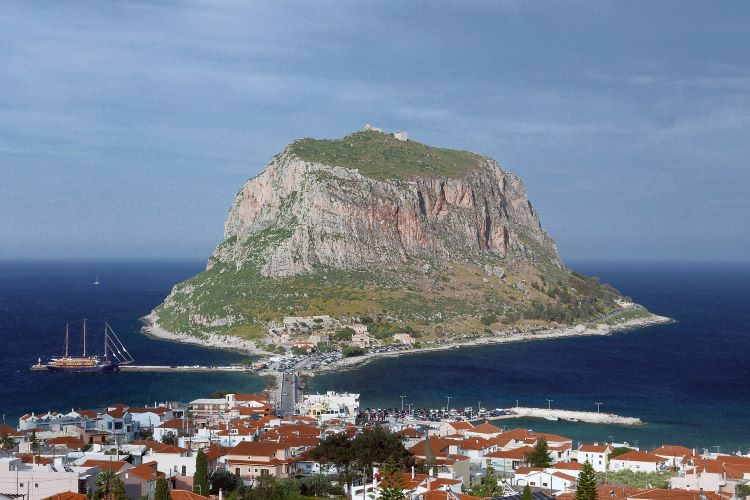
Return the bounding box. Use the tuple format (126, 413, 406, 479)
(83, 319, 87, 357)
(65, 323, 69, 357)
(104, 322, 108, 359)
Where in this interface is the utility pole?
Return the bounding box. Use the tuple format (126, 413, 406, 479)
(595, 402, 602, 414)
(400, 395, 407, 412)
(546, 399, 553, 410)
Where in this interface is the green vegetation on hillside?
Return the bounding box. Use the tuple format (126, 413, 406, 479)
(289, 130, 481, 181)
(154, 253, 629, 342)
(596, 470, 673, 489)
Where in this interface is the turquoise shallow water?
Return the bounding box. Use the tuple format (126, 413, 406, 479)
(311, 262, 750, 451)
(0, 260, 268, 422)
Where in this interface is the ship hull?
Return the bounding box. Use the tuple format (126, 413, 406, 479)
(46, 363, 120, 373)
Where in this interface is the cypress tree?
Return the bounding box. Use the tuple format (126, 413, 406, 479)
(526, 438, 552, 467)
(522, 485, 533, 500)
(576, 461, 598, 500)
(154, 477, 171, 500)
(193, 448, 209, 496)
(379, 459, 408, 500)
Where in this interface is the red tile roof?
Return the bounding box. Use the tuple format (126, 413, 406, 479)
(0, 424, 22, 437)
(470, 422, 501, 434)
(81, 460, 131, 472)
(170, 490, 210, 500)
(612, 450, 665, 463)
(126, 461, 163, 482)
(42, 492, 87, 500)
(579, 443, 612, 453)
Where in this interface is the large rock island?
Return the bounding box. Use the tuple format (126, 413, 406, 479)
(147, 129, 665, 352)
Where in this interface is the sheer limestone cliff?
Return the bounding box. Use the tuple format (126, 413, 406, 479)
(152, 130, 639, 341)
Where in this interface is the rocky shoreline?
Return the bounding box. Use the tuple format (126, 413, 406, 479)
(305, 313, 674, 376)
(141, 312, 673, 376)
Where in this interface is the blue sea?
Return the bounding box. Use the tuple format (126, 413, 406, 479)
(0, 260, 748, 451)
(0, 260, 268, 423)
(312, 261, 750, 451)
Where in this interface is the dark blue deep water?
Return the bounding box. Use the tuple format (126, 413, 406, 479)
(0, 260, 747, 450)
(0, 260, 268, 423)
(312, 261, 750, 451)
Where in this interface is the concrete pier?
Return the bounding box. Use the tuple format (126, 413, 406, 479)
(30, 364, 255, 373)
(476, 406, 642, 426)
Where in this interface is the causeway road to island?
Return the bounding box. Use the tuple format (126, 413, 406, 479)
(277, 371, 299, 417)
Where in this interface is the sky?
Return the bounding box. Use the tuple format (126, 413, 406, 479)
(1, 1, 748, 262)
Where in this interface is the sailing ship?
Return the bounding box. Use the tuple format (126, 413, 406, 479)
(39, 319, 133, 373)
(93, 275, 100, 285)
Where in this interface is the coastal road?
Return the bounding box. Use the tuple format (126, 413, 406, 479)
(278, 372, 299, 417)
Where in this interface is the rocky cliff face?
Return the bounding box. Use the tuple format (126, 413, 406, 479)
(153, 130, 622, 338)
(210, 140, 559, 277)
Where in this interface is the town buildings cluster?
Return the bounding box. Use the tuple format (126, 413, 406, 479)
(1, 391, 748, 500)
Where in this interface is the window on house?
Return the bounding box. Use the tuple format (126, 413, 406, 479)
(261, 470, 269, 477)
(235, 468, 240, 475)
(19, 483, 24, 488)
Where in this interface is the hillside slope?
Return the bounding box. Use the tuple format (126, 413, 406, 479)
(152, 130, 642, 342)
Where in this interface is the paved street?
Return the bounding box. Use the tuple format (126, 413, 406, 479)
(277, 371, 298, 416)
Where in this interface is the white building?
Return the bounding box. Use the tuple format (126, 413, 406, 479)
(577, 443, 613, 472)
(392, 333, 416, 345)
(513, 468, 576, 494)
(610, 450, 666, 472)
(296, 391, 360, 421)
(0, 458, 98, 500)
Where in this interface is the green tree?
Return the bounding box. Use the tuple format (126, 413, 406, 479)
(468, 462, 501, 497)
(352, 426, 414, 474)
(93, 470, 127, 500)
(422, 440, 437, 471)
(244, 476, 301, 500)
(0, 433, 15, 451)
(576, 461, 598, 500)
(30, 431, 40, 454)
(342, 346, 366, 357)
(526, 438, 552, 467)
(161, 432, 178, 446)
(378, 459, 409, 500)
(522, 485, 533, 500)
(155, 477, 171, 500)
(311, 432, 358, 495)
(290, 346, 306, 355)
(299, 474, 339, 497)
(736, 484, 750, 499)
(334, 327, 355, 341)
(209, 469, 243, 494)
(193, 448, 209, 496)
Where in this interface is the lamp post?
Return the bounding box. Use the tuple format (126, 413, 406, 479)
(546, 399, 553, 410)
(595, 402, 602, 414)
(400, 395, 407, 412)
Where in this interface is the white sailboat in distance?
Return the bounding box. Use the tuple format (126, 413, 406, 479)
(93, 275, 100, 285)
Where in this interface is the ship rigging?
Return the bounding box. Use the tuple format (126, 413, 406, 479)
(33, 319, 134, 373)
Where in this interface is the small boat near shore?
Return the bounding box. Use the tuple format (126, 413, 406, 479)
(32, 320, 133, 373)
(544, 415, 559, 421)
